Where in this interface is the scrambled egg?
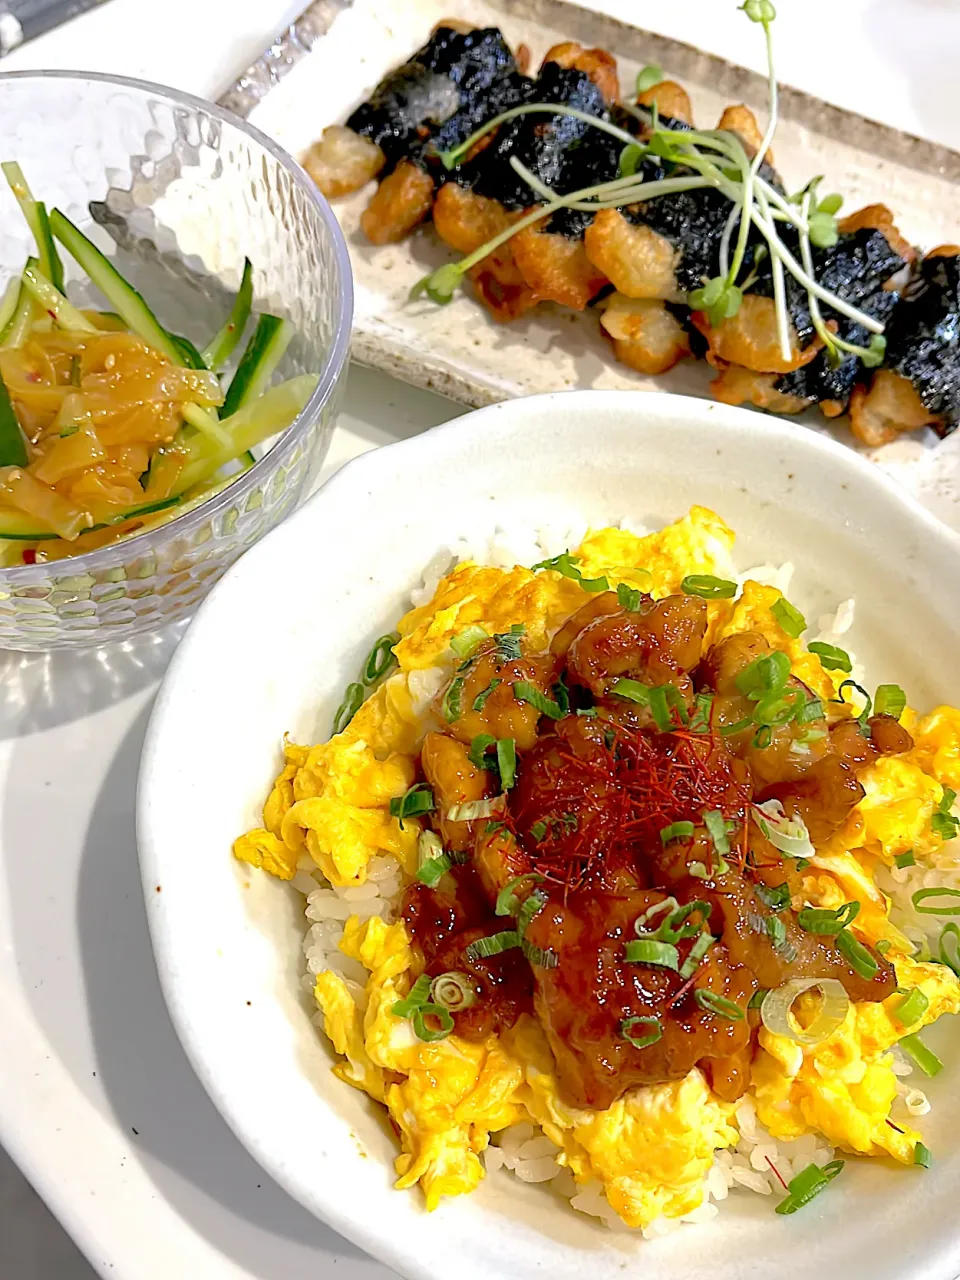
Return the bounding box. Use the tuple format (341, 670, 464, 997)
(235, 506, 960, 1228)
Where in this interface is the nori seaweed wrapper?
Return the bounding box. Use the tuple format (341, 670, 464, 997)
(883, 252, 960, 427)
(623, 144, 779, 294)
(771, 228, 905, 407)
(456, 62, 622, 239)
(346, 27, 528, 171)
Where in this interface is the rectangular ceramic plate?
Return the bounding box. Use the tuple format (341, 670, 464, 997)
(220, 0, 960, 531)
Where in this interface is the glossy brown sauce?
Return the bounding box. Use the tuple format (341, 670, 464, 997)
(403, 595, 908, 1110)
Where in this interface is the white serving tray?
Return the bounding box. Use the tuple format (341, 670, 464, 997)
(221, 0, 960, 532)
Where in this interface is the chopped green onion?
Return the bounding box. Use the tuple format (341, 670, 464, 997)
(874, 683, 906, 720)
(493, 624, 525, 662)
(753, 688, 804, 728)
(529, 820, 547, 843)
(497, 738, 517, 790)
(648, 685, 673, 732)
(496, 873, 544, 917)
(611, 677, 651, 705)
(899, 1033, 943, 1077)
(624, 938, 679, 968)
(760, 978, 850, 1046)
(617, 582, 644, 611)
(521, 938, 559, 968)
(448, 797, 503, 822)
(753, 800, 815, 859)
(553, 678, 570, 716)
(468, 734, 497, 769)
(797, 901, 860, 935)
(876, 938, 892, 955)
(749, 988, 768, 1009)
(516, 888, 547, 936)
(680, 931, 714, 979)
(808, 641, 852, 673)
(412, 1004, 454, 1042)
(694, 989, 744, 1020)
(362, 634, 398, 685)
(530, 551, 609, 592)
(756, 883, 791, 911)
(451, 625, 489, 659)
(765, 915, 787, 949)
(392, 973, 433, 1017)
(931, 788, 960, 841)
(429, 971, 476, 1011)
(390, 785, 435, 828)
(660, 821, 695, 846)
(797, 696, 824, 724)
(621, 1015, 662, 1049)
(416, 852, 453, 887)
(836, 928, 879, 979)
(332, 682, 364, 735)
(894, 850, 916, 869)
(464, 930, 521, 961)
(689, 693, 714, 735)
(771, 597, 806, 638)
(896, 989, 930, 1027)
(939, 923, 960, 975)
(442, 676, 466, 723)
(640, 900, 711, 943)
(473, 678, 501, 712)
(914, 1141, 931, 1168)
(720, 717, 754, 737)
(839, 679, 872, 726)
(703, 809, 732, 857)
(736, 650, 791, 699)
(775, 1160, 844, 1215)
(633, 897, 680, 935)
(635, 63, 663, 93)
(513, 680, 566, 720)
(912, 887, 960, 916)
(680, 574, 738, 599)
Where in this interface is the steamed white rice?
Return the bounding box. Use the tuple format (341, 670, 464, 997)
(292, 518, 943, 1234)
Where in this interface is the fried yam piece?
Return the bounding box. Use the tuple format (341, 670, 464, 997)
(302, 125, 385, 198)
(360, 161, 435, 244)
(693, 295, 821, 375)
(432, 182, 537, 320)
(600, 294, 692, 375)
(511, 222, 608, 309)
(583, 209, 681, 300)
(637, 80, 693, 125)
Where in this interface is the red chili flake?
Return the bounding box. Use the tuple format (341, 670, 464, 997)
(21, 549, 37, 565)
(766, 1155, 789, 1191)
(886, 1119, 905, 1134)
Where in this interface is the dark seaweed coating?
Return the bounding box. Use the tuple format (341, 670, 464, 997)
(770, 228, 905, 406)
(884, 253, 960, 423)
(346, 27, 525, 170)
(624, 142, 779, 295)
(457, 62, 621, 238)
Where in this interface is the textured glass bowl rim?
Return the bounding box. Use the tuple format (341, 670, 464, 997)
(0, 68, 354, 588)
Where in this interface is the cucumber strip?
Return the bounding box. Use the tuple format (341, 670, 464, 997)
(0, 494, 183, 541)
(2, 163, 65, 291)
(174, 374, 316, 493)
(49, 208, 185, 365)
(0, 368, 27, 467)
(181, 401, 233, 450)
(21, 263, 98, 333)
(201, 258, 253, 370)
(220, 315, 293, 419)
(0, 259, 38, 349)
(0, 278, 19, 333)
(169, 333, 209, 372)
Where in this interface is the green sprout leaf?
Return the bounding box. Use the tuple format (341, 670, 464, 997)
(636, 64, 664, 95)
(860, 334, 887, 368)
(690, 276, 743, 328)
(741, 0, 776, 21)
(808, 210, 839, 248)
(817, 192, 843, 216)
(409, 263, 463, 305)
(619, 143, 645, 178)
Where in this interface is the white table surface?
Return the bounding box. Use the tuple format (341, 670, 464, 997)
(2, 2, 960, 1278)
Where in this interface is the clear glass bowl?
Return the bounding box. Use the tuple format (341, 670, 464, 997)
(0, 71, 352, 650)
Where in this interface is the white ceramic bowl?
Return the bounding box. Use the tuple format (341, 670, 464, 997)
(138, 390, 960, 1280)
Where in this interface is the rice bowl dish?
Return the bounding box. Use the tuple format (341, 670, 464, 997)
(234, 504, 960, 1236)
